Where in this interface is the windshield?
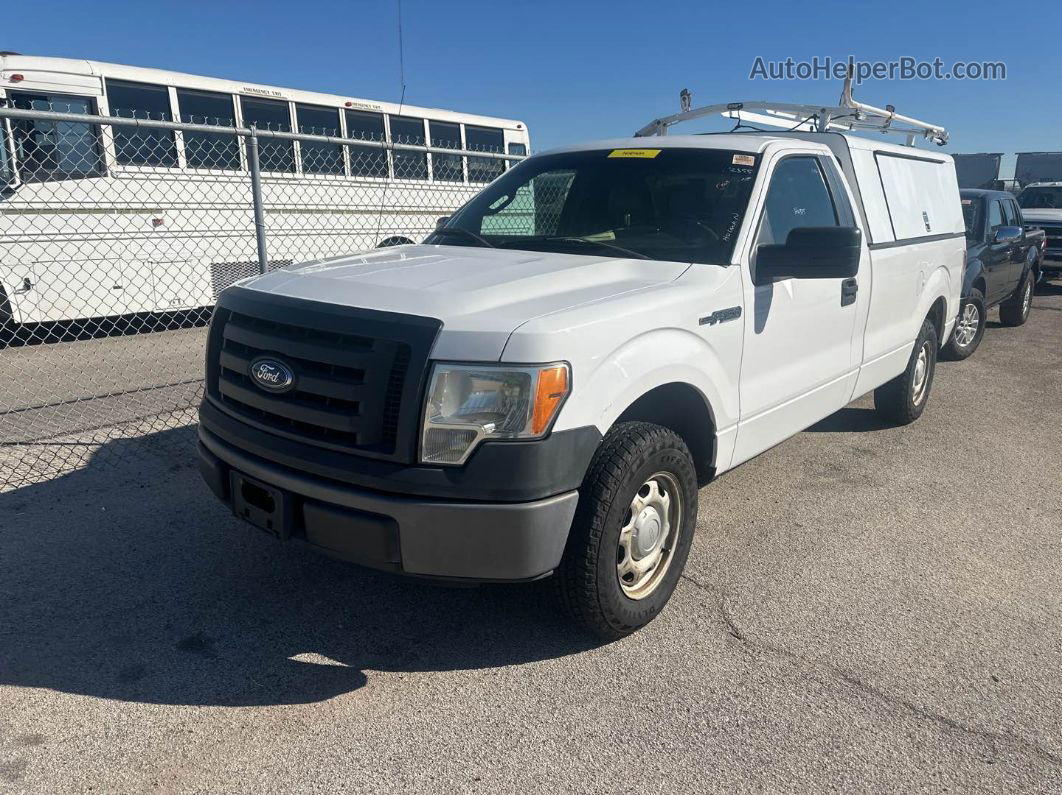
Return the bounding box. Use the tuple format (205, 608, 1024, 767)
(431, 147, 760, 265)
(1017, 187, 1062, 210)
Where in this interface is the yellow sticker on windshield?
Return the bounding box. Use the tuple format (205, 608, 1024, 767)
(608, 149, 661, 159)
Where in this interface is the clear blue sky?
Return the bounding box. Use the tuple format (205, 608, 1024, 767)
(8, 0, 1061, 175)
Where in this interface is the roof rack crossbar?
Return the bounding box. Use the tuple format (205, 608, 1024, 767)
(634, 67, 948, 146)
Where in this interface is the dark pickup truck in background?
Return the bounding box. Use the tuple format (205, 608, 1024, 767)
(948, 189, 1045, 359)
(1015, 182, 1062, 282)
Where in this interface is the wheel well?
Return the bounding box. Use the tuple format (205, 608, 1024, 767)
(972, 276, 987, 300)
(928, 296, 947, 344)
(377, 236, 414, 248)
(615, 382, 716, 485)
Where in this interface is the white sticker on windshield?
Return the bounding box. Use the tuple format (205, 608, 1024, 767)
(732, 154, 755, 166)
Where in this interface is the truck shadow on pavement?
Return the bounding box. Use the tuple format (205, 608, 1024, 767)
(806, 407, 891, 433)
(0, 427, 599, 707)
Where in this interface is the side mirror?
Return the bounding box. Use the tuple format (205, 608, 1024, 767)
(756, 226, 862, 282)
(993, 225, 1022, 244)
(435, 216, 450, 230)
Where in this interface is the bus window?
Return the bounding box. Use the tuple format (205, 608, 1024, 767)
(105, 79, 177, 167)
(467, 125, 504, 183)
(176, 88, 239, 170)
(296, 104, 342, 175)
(430, 120, 463, 183)
(390, 115, 428, 180)
(10, 92, 103, 182)
(239, 96, 294, 173)
(507, 141, 527, 170)
(345, 109, 387, 178)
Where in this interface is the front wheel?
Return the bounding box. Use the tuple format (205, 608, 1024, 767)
(874, 318, 938, 425)
(555, 422, 697, 640)
(941, 289, 985, 361)
(999, 270, 1033, 327)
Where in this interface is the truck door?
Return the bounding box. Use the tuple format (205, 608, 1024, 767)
(732, 154, 864, 465)
(1001, 198, 1026, 291)
(983, 199, 1013, 302)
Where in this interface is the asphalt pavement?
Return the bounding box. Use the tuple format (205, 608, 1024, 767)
(1, 285, 1060, 793)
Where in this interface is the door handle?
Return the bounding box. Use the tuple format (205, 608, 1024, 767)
(841, 277, 858, 307)
(12, 277, 33, 295)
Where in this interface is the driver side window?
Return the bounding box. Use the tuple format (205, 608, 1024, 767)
(756, 157, 839, 247)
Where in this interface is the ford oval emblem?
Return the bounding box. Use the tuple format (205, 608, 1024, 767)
(249, 357, 295, 393)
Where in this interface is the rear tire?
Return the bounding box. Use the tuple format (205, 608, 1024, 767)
(377, 236, 413, 248)
(555, 422, 697, 640)
(874, 318, 938, 425)
(942, 288, 985, 361)
(999, 270, 1033, 327)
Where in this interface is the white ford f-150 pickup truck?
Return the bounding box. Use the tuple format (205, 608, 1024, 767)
(198, 121, 964, 639)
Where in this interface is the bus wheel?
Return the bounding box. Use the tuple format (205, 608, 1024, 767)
(377, 236, 413, 248)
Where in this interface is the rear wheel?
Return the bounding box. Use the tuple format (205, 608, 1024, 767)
(874, 318, 938, 425)
(555, 422, 697, 640)
(376, 236, 413, 248)
(942, 289, 985, 361)
(999, 270, 1033, 327)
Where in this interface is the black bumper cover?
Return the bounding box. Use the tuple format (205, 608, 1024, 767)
(197, 408, 601, 582)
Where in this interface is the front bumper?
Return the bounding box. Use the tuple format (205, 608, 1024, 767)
(1042, 253, 1062, 271)
(198, 426, 580, 582)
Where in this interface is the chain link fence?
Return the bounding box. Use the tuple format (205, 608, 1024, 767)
(0, 104, 522, 489)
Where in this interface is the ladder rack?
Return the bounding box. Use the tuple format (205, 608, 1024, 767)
(634, 68, 948, 147)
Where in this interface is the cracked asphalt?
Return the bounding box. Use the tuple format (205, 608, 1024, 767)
(1, 284, 1060, 793)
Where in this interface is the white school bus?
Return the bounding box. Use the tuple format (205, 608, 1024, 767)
(0, 53, 529, 334)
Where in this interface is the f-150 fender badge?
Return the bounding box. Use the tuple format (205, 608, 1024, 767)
(699, 306, 742, 326)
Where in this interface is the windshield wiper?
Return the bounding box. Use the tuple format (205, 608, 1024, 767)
(499, 236, 649, 260)
(428, 226, 496, 248)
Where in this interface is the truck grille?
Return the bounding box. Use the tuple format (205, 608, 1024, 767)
(1040, 224, 1062, 254)
(206, 287, 440, 462)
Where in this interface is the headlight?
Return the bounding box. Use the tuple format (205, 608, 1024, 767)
(420, 362, 570, 465)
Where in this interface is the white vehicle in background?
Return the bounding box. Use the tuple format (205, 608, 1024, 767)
(0, 53, 529, 337)
(1015, 182, 1062, 282)
(196, 80, 964, 638)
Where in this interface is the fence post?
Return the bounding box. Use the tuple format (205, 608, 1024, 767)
(246, 129, 269, 275)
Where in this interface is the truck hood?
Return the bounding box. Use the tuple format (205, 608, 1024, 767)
(1019, 208, 1062, 225)
(240, 244, 692, 360)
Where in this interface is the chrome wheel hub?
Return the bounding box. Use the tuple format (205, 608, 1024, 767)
(953, 302, 980, 348)
(912, 342, 931, 406)
(1023, 281, 1032, 315)
(617, 472, 682, 600)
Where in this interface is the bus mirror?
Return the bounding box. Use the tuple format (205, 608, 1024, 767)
(436, 216, 450, 230)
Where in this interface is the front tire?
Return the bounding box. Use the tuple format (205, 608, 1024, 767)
(874, 318, 938, 425)
(555, 422, 697, 640)
(999, 270, 1033, 327)
(942, 288, 985, 361)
